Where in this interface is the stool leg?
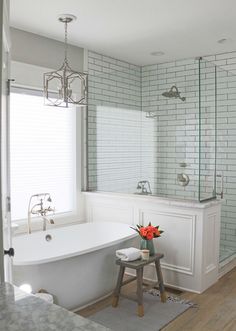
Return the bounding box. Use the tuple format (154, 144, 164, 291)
(112, 266, 125, 308)
(136, 268, 144, 317)
(155, 259, 166, 303)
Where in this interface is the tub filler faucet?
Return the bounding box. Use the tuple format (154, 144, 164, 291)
(136, 180, 152, 195)
(27, 193, 55, 234)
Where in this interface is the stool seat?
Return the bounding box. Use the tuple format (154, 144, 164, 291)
(115, 253, 164, 268)
(112, 253, 166, 317)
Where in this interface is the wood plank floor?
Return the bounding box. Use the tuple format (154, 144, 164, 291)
(77, 267, 236, 331)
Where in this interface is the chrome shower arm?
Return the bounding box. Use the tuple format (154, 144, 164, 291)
(170, 85, 178, 92)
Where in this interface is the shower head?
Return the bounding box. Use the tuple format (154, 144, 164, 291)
(162, 85, 186, 101)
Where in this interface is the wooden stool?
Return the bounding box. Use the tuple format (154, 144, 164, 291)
(112, 253, 166, 317)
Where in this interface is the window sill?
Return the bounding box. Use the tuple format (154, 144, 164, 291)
(11, 212, 85, 236)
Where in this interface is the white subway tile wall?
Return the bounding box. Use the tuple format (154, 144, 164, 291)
(88, 51, 156, 193)
(142, 59, 200, 200)
(88, 50, 236, 253)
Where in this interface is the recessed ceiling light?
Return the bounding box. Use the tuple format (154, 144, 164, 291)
(150, 51, 165, 56)
(217, 38, 233, 44)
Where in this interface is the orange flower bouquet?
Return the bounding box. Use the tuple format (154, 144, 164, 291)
(131, 222, 163, 256)
(131, 222, 163, 240)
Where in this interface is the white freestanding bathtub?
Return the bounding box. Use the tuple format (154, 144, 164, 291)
(12, 222, 138, 310)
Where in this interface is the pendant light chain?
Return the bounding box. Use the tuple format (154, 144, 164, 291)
(64, 21, 68, 65)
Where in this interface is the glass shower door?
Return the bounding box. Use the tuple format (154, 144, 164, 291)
(199, 58, 217, 201)
(216, 65, 236, 262)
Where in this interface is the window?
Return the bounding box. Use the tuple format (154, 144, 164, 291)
(10, 88, 76, 221)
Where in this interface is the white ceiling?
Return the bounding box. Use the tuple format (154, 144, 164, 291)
(10, 0, 236, 66)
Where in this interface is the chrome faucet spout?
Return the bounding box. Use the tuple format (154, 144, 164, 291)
(42, 216, 54, 231)
(42, 216, 48, 231)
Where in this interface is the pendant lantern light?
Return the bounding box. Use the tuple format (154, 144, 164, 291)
(44, 14, 87, 107)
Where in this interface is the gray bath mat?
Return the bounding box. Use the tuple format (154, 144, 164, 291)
(88, 290, 195, 331)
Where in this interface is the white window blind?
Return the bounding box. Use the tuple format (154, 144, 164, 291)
(10, 88, 76, 221)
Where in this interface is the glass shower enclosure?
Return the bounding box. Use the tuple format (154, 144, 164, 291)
(86, 53, 236, 264)
(87, 57, 218, 203)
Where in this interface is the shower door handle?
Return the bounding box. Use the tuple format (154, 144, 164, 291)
(216, 173, 224, 199)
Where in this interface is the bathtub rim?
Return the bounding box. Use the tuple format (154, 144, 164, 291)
(13, 221, 138, 266)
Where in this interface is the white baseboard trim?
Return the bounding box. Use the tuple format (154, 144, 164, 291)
(125, 271, 201, 294)
(219, 255, 236, 279)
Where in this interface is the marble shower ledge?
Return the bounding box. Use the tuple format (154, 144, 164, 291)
(83, 191, 221, 209)
(0, 283, 110, 331)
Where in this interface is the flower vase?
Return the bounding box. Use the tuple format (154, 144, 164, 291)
(140, 238, 155, 256)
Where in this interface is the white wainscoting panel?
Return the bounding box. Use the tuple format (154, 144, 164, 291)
(140, 210, 195, 275)
(204, 213, 217, 274)
(88, 202, 134, 225)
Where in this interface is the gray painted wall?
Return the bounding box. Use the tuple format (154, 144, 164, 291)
(10, 27, 84, 71)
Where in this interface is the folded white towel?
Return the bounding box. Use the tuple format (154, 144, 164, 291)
(116, 247, 141, 261)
